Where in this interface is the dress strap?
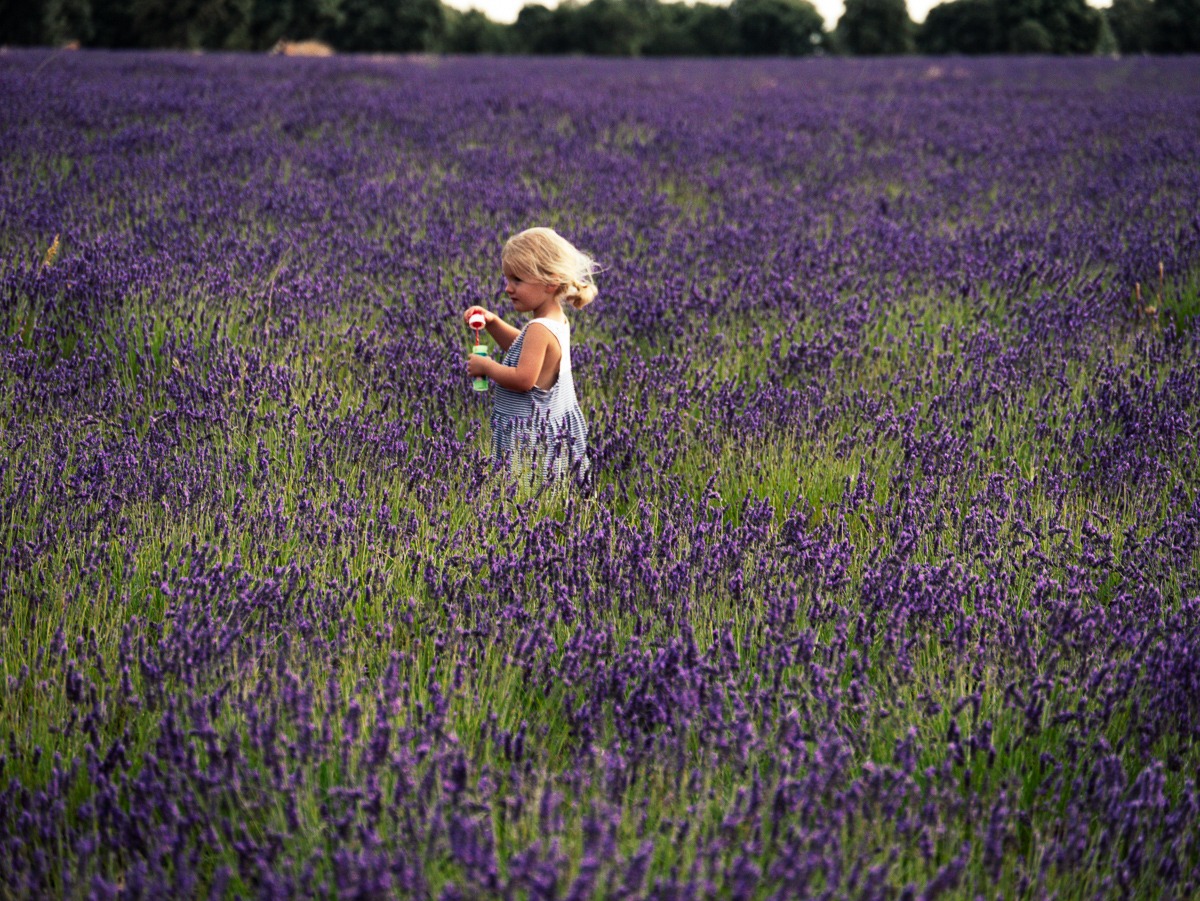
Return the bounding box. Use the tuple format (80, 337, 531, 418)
(527, 317, 568, 347)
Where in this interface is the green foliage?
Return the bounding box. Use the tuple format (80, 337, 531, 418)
(90, 0, 136, 45)
(916, 0, 996, 53)
(835, 0, 914, 54)
(0, 0, 92, 45)
(251, 0, 342, 47)
(129, 0, 255, 49)
(1010, 17, 1053, 52)
(512, 2, 571, 52)
(1152, 0, 1200, 52)
(0, 0, 40, 44)
(731, 0, 826, 55)
(573, 0, 649, 55)
(917, 0, 1105, 54)
(1105, 0, 1155, 53)
(511, 0, 827, 56)
(681, 2, 743, 54)
(44, 0, 94, 43)
(9, 0, 1199, 54)
(638, 1, 707, 55)
(996, 0, 1103, 53)
(327, 0, 445, 51)
(1095, 13, 1118, 53)
(443, 7, 513, 52)
(1156, 270, 1200, 335)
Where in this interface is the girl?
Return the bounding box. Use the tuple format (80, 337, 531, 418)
(464, 227, 596, 480)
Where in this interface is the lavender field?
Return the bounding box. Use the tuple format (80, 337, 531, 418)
(2, 50, 1200, 898)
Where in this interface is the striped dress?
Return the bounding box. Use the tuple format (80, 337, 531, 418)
(491, 317, 590, 480)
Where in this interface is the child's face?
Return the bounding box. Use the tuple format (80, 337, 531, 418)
(502, 266, 559, 313)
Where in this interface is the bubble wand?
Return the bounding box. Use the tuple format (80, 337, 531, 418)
(468, 311, 488, 392)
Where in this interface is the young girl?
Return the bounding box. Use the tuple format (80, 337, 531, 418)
(464, 227, 596, 480)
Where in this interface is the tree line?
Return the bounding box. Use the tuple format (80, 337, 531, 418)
(2, 0, 1198, 55)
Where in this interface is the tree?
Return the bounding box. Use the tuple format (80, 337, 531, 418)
(640, 1, 704, 54)
(1104, 0, 1153, 52)
(1152, 0, 1200, 51)
(917, 0, 1102, 54)
(1009, 17, 1052, 50)
(443, 7, 511, 51)
(0, 0, 92, 44)
(685, 2, 742, 53)
(0, 0, 48, 43)
(250, 0, 342, 48)
(44, 0, 94, 42)
(731, 0, 825, 54)
(835, 0, 913, 53)
(328, 0, 443, 50)
(129, 0, 254, 49)
(90, 0, 138, 46)
(513, 2, 576, 51)
(917, 0, 999, 53)
(1094, 11, 1117, 52)
(573, 0, 647, 54)
(994, 0, 1102, 53)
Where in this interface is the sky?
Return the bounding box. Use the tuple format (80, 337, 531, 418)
(442, 0, 1109, 30)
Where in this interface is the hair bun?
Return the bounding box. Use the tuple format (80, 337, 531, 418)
(571, 282, 598, 310)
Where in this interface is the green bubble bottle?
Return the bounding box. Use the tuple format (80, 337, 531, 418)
(469, 312, 488, 392)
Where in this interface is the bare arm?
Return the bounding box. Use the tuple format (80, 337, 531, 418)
(467, 321, 556, 392)
(487, 317, 520, 352)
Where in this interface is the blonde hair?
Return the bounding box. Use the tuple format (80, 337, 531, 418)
(502, 227, 599, 310)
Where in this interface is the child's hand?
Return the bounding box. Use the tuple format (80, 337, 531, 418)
(463, 306, 495, 328)
(466, 353, 491, 378)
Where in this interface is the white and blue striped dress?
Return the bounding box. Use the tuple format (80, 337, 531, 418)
(491, 317, 589, 479)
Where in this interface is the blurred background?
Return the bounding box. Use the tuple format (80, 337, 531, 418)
(1, 0, 1197, 57)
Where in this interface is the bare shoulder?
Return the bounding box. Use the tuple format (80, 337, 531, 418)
(526, 319, 564, 352)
